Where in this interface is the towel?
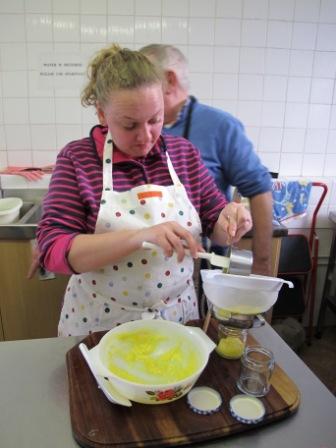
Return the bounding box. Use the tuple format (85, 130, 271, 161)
(0, 165, 54, 181)
(272, 180, 312, 222)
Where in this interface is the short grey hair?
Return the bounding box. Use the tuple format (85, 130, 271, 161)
(139, 44, 190, 92)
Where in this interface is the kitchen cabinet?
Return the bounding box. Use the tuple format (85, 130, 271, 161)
(0, 240, 69, 341)
(0, 312, 4, 341)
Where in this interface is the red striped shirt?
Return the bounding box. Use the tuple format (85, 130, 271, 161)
(37, 126, 228, 274)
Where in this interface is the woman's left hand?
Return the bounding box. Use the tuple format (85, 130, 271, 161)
(215, 202, 252, 245)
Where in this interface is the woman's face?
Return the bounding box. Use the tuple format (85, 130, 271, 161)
(97, 84, 164, 158)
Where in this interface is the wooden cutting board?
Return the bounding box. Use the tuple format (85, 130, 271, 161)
(66, 319, 300, 448)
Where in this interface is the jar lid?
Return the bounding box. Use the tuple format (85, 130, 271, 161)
(187, 387, 222, 415)
(229, 394, 265, 424)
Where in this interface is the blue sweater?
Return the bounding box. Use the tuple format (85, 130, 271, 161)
(163, 97, 271, 200)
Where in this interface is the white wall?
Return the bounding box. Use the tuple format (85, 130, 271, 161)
(0, 0, 335, 323)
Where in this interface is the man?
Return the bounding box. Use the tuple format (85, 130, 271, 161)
(140, 44, 273, 276)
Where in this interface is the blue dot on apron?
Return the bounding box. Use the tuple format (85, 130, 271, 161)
(108, 281, 113, 287)
(105, 222, 111, 228)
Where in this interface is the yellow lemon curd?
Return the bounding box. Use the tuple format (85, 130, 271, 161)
(104, 329, 201, 385)
(216, 336, 245, 359)
(216, 305, 262, 316)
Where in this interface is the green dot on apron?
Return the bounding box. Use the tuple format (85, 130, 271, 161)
(129, 209, 135, 214)
(157, 283, 163, 288)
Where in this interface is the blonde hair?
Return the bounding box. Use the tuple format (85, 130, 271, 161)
(81, 44, 162, 107)
(140, 44, 190, 92)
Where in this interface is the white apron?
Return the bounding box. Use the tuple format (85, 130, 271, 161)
(58, 133, 202, 336)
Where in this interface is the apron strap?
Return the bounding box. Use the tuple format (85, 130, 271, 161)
(102, 132, 183, 190)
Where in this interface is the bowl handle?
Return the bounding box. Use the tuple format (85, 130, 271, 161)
(88, 345, 112, 377)
(188, 326, 216, 354)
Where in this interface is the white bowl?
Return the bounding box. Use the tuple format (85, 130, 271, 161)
(88, 319, 216, 405)
(0, 197, 23, 224)
(201, 269, 293, 315)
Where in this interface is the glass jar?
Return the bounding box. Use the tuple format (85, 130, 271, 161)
(216, 324, 247, 359)
(237, 346, 275, 397)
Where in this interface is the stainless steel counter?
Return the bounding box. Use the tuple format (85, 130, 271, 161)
(0, 324, 335, 448)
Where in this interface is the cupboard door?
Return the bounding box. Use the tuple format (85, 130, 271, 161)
(0, 316, 4, 341)
(0, 241, 69, 341)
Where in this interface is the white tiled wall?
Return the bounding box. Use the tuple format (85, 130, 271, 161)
(0, 0, 335, 323)
(0, 0, 335, 176)
(0, 0, 335, 217)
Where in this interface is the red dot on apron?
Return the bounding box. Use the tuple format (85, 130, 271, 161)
(113, 265, 118, 271)
(140, 199, 146, 205)
(78, 279, 81, 284)
(72, 308, 75, 313)
(178, 298, 182, 303)
(165, 270, 170, 276)
(92, 293, 96, 298)
(187, 221, 192, 227)
(141, 259, 148, 264)
(116, 211, 121, 217)
(92, 280, 96, 285)
(110, 297, 116, 301)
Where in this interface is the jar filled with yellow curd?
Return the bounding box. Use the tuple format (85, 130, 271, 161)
(216, 325, 247, 360)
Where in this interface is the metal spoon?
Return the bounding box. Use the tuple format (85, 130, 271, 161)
(79, 343, 132, 407)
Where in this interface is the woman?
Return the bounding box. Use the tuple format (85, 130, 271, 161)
(37, 44, 252, 336)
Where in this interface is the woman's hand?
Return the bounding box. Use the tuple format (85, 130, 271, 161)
(132, 221, 202, 262)
(213, 202, 252, 245)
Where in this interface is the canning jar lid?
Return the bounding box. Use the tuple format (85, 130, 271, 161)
(187, 386, 222, 415)
(229, 394, 265, 424)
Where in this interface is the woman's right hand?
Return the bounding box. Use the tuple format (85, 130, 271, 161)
(133, 221, 202, 262)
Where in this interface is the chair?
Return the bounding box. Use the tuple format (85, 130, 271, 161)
(271, 181, 328, 345)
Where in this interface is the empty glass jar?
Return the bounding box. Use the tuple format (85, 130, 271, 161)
(237, 346, 275, 397)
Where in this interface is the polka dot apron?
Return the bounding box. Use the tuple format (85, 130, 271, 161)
(58, 132, 202, 336)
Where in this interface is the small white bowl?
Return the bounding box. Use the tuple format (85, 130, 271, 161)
(88, 319, 216, 405)
(0, 197, 23, 224)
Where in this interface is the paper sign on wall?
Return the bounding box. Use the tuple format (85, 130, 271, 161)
(39, 53, 86, 89)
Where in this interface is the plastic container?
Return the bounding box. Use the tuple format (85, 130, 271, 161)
(216, 325, 247, 359)
(201, 269, 294, 315)
(0, 197, 23, 224)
